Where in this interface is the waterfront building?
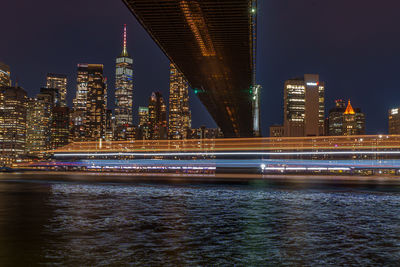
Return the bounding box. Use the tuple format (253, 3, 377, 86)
(0, 86, 27, 165)
(46, 73, 67, 107)
(168, 63, 191, 139)
(51, 106, 70, 149)
(115, 24, 134, 141)
(137, 106, 150, 140)
(0, 62, 11, 87)
(283, 74, 325, 137)
(148, 92, 167, 140)
(71, 64, 106, 141)
(388, 107, 400, 134)
(26, 94, 53, 156)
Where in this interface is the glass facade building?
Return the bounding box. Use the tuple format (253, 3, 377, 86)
(0, 86, 27, 166)
(327, 100, 365, 136)
(389, 107, 400, 134)
(149, 92, 167, 140)
(51, 106, 70, 149)
(0, 62, 11, 87)
(168, 63, 191, 139)
(46, 73, 67, 107)
(26, 94, 53, 156)
(137, 106, 150, 140)
(284, 74, 325, 137)
(71, 64, 106, 141)
(115, 24, 134, 140)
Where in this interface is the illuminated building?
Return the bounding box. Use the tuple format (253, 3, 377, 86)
(343, 100, 365, 136)
(168, 63, 191, 139)
(71, 64, 106, 141)
(115, 24, 134, 140)
(46, 73, 67, 107)
(85, 65, 107, 140)
(148, 92, 167, 140)
(328, 99, 347, 136)
(269, 125, 284, 137)
(389, 107, 400, 134)
(0, 86, 27, 165)
(51, 107, 70, 149)
(283, 74, 325, 137)
(27, 87, 64, 155)
(188, 126, 223, 139)
(105, 109, 115, 141)
(0, 62, 11, 87)
(39, 87, 60, 106)
(26, 94, 53, 156)
(71, 64, 89, 141)
(327, 99, 365, 136)
(137, 106, 150, 140)
(252, 85, 261, 136)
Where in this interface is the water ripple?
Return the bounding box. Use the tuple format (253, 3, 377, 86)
(33, 183, 400, 265)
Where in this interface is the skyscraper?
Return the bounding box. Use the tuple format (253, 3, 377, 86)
(327, 99, 365, 136)
(168, 63, 191, 139)
(328, 99, 347, 136)
(105, 109, 115, 141)
(26, 94, 53, 156)
(115, 24, 134, 140)
(0, 86, 27, 166)
(71, 64, 89, 141)
(51, 106, 70, 149)
(343, 100, 365, 136)
(0, 62, 11, 87)
(283, 74, 325, 137)
(389, 107, 400, 134)
(46, 73, 67, 107)
(71, 64, 106, 141)
(137, 106, 150, 140)
(149, 92, 167, 140)
(85, 65, 107, 141)
(251, 85, 261, 137)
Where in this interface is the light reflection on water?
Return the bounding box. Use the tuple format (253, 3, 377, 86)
(0, 178, 399, 265)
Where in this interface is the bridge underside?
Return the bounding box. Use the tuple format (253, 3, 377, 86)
(123, 0, 256, 137)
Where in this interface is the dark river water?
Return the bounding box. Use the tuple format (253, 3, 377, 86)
(0, 174, 399, 266)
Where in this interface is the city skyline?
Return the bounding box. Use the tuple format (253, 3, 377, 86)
(2, 0, 400, 134)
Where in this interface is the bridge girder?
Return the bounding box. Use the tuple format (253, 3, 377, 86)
(122, 0, 257, 137)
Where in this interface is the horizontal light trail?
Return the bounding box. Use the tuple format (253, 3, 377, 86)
(49, 135, 400, 154)
(51, 145, 400, 153)
(20, 158, 400, 171)
(53, 150, 400, 157)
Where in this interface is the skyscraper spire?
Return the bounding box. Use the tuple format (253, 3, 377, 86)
(115, 24, 134, 140)
(344, 99, 355, 115)
(121, 24, 129, 57)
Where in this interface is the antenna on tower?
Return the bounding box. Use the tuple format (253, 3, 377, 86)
(122, 24, 128, 56)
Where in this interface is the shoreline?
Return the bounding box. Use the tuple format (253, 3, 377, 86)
(1, 171, 400, 185)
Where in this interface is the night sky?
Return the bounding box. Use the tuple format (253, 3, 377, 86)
(2, 0, 400, 135)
